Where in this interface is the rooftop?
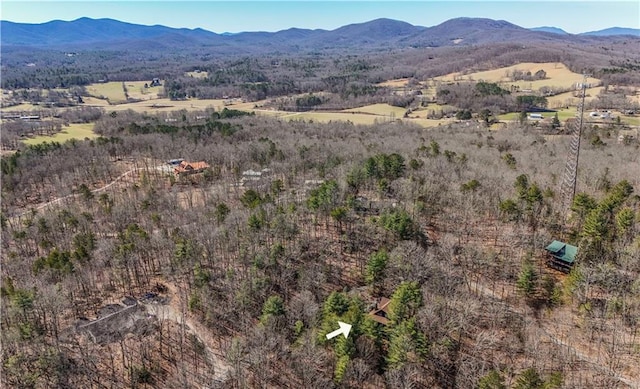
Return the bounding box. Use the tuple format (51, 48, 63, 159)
(174, 161, 210, 175)
(368, 297, 391, 325)
(545, 240, 578, 264)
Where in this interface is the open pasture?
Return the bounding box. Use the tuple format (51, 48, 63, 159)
(22, 123, 98, 145)
(497, 107, 577, 122)
(377, 78, 410, 88)
(278, 111, 389, 125)
(94, 98, 225, 113)
(90, 98, 266, 113)
(125, 81, 163, 101)
(86, 82, 127, 104)
(82, 96, 112, 107)
(437, 62, 601, 91)
(341, 103, 407, 117)
(546, 87, 604, 108)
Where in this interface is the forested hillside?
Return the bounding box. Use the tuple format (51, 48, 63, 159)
(2, 14, 640, 389)
(2, 108, 639, 387)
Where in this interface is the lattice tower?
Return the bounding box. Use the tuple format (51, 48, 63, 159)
(560, 74, 589, 216)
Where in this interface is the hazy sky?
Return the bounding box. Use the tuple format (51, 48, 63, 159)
(2, 1, 639, 34)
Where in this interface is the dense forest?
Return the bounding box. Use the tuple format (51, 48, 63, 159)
(2, 107, 639, 387)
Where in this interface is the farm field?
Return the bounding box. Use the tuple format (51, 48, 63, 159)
(546, 86, 604, 108)
(81, 96, 112, 106)
(86, 82, 127, 104)
(22, 123, 98, 145)
(87, 98, 225, 112)
(84, 98, 270, 113)
(377, 78, 410, 87)
(341, 103, 407, 117)
(124, 81, 163, 101)
(276, 111, 391, 125)
(437, 62, 601, 91)
(498, 107, 577, 122)
(622, 115, 640, 126)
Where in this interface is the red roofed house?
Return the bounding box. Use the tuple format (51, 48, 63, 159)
(174, 161, 210, 176)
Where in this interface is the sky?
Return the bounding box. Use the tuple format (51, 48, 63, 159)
(1, 1, 639, 34)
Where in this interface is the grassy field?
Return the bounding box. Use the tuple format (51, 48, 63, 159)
(254, 106, 454, 128)
(86, 82, 127, 104)
(89, 98, 223, 112)
(82, 96, 112, 107)
(86, 97, 271, 113)
(498, 107, 577, 122)
(278, 111, 390, 125)
(377, 78, 409, 88)
(342, 103, 407, 117)
(437, 62, 600, 91)
(621, 116, 640, 126)
(547, 87, 604, 108)
(125, 81, 163, 101)
(22, 123, 98, 145)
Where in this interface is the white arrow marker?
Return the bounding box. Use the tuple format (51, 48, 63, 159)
(326, 321, 352, 340)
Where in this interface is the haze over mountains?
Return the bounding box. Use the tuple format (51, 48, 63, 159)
(1, 16, 638, 52)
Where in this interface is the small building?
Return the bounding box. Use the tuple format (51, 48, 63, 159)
(528, 113, 543, 120)
(368, 297, 391, 325)
(174, 161, 210, 176)
(545, 240, 578, 273)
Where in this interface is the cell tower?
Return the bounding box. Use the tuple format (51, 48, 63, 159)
(560, 74, 589, 217)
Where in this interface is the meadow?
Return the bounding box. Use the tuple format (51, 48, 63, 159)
(341, 103, 408, 117)
(277, 111, 390, 125)
(22, 123, 98, 145)
(376, 78, 410, 88)
(124, 81, 163, 101)
(437, 62, 601, 91)
(86, 82, 127, 104)
(546, 86, 604, 108)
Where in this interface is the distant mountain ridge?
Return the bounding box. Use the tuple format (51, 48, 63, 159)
(0, 17, 221, 47)
(579, 27, 640, 36)
(1, 17, 637, 51)
(530, 26, 569, 35)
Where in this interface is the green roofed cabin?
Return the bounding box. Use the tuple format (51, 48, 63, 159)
(545, 240, 578, 273)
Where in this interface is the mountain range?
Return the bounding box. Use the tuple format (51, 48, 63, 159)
(1, 17, 638, 51)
